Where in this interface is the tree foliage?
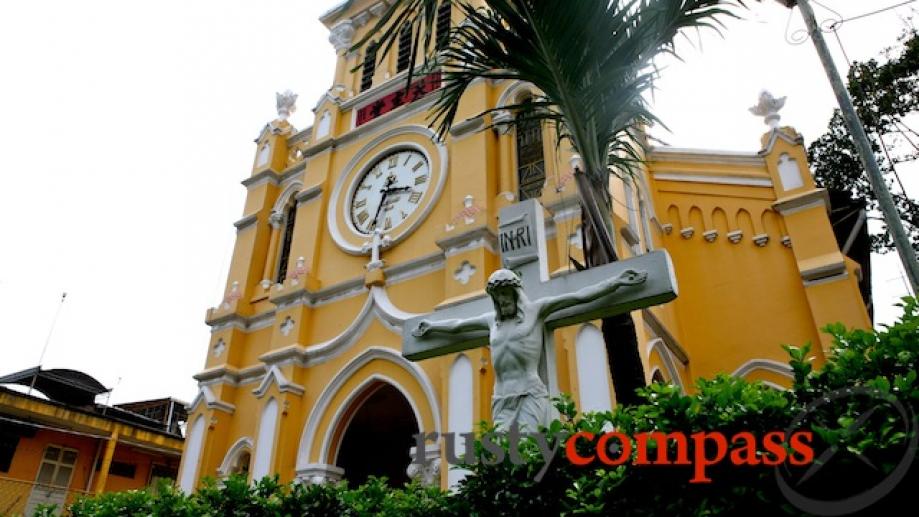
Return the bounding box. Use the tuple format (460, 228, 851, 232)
(807, 27, 919, 253)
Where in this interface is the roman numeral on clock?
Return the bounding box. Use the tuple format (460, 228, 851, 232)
(388, 156, 398, 168)
(414, 175, 428, 186)
(412, 161, 425, 172)
(408, 191, 422, 204)
(353, 198, 367, 209)
(383, 217, 392, 230)
(356, 210, 370, 225)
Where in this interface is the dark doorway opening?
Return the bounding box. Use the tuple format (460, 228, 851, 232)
(335, 383, 419, 488)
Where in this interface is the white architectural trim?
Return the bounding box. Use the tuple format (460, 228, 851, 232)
(648, 146, 765, 167)
(300, 293, 376, 364)
(295, 185, 323, 206)
(187, 385, 236, 414)
(496, 80, 538, 108)
(251, 398, 280, 481)
(326, 125, 448, 255)
(272, 180, 304, 214)
(731, 358, 794, 381)
(772, 189, 830, 216)
(645, 338, 685, 391)
(575, 323, 614, 413)
(370, 285, 424, 328)
(295, 463, 345, 484)
(759, 127, 804, 155)
(178, 415, 206, 493)
(252, 365, 305, 398)
(217, 437, 254, 477)
(295, 346, 441, 471)
(233, 213, 259, 231)
(651, 172, 773, 188)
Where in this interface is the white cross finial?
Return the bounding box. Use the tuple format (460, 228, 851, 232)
(362, 228, 392, 271)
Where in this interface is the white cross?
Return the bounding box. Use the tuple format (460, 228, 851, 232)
(362, 228, 392, 271)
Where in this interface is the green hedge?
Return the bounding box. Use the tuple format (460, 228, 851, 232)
(44, 298, 918, 516)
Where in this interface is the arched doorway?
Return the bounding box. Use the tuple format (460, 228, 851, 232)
(333, 383, 419, 488)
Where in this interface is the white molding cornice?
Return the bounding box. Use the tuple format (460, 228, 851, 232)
(648, 146, 765, 167)
(295, 185, 323, 206)
(187, 385, 236, 414)
(449, 115, 486, 139)
(241, 169, 282, 189)
(233, 213, 259, 231)
(296, 463, 345, 484)
(435, 226, 498, 258)
(772, 188, 830, 216)
(651, 172, 773, 188)
(253, 365, 305, 398)
(731, 358, 794, 381)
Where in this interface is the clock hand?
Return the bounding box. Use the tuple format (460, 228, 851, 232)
(369, 190, 389, 230)
(383, 185, 412, 194)
(368, 175, 398, 230)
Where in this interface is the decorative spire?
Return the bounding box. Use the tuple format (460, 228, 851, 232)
(749, 90, 786, 129)
(276, 90, 298, 121)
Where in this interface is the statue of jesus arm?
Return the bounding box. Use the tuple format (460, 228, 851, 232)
(411, 313, 491, 337)
(536, 269, 648, 319)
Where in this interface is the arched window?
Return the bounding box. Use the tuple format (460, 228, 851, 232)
(397, 26, 412, 72)
(275, 199, 298, 283)
(255, 143, 271, 168)
(515, 99, 546, 201)
(230, 451, 252, 476)
(230, 450, 251, 477)
(361, 41, 378, 92)
(651, 370, 667, 385)
(436, 2, 451, 50)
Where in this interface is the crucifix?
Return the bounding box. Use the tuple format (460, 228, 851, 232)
(402, 199, 678, 431)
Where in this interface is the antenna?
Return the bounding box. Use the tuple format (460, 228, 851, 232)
(28, 292, 67, 397)
(102, 376, 122, 415)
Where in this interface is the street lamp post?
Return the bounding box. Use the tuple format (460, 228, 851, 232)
(778, 0, 919, 294)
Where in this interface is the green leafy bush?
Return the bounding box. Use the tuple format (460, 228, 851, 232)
(45, 299, 918, 516)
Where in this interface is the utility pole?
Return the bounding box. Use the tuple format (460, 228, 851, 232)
(779, 0, 919, 293)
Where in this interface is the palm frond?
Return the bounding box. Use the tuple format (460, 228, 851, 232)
(361, 0, 756, 182)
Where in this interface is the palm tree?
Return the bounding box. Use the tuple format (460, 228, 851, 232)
(357, 0, 755, 405)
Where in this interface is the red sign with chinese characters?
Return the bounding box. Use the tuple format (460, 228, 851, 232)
(355, 72, 442, 127)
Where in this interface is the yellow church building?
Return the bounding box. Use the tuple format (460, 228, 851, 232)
(177, 0, 871, 491)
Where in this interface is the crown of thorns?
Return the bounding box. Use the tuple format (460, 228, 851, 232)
(486, 269, 522, 295)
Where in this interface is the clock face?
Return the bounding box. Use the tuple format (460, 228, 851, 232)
(348, 149, 431, 234)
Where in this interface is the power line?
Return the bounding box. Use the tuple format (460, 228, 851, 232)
(827, 0, 917, 25)
(827, 23, 912, 199)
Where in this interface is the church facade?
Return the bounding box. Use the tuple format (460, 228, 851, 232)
(177, 0, 871, 491)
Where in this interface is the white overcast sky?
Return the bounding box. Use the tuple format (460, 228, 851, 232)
(0, 1, 915, 405)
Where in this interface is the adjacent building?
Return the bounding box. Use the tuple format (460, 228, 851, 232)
(0, 367, 185, 515)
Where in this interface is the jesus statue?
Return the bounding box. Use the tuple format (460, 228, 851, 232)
(411, 267, 647, 432)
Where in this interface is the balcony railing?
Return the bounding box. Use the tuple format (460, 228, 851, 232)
(0, 475, 90, 516)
